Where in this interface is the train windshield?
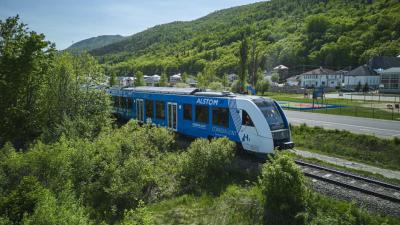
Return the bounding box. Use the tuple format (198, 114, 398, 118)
(253, 99, 286, 131)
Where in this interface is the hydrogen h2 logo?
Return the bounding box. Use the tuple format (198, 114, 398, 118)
(242, 133, 250, 142)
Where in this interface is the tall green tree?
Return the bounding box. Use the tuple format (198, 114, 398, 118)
(238, 35, 249, 93)
(0, 16, 55, 147)
(159, 72, 168, 87)
(135, 71, 145, 86)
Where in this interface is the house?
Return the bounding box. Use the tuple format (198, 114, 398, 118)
(143, 75, 161, 86)
(286, 76, 300, 86)
(343, 65, 380, 90)
(169, 73, 182, 85)
(368, 56, 400, 73)
(380, 67, 400, 93)
(273, 64, 289, 81)
(116, 76, 134, 87)
(299, 67, 339, 88)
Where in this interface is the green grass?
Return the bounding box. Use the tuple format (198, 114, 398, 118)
(262, 92, 400, 120)
(146, 184, 400, 225)
(291, 124, 400, 171)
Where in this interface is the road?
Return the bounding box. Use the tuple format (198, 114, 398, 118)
(284, 110, 400, 139)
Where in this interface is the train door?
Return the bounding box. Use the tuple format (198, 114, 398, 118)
(239, 110, 259, 151)
(136, 99, 144, 122)
(167, 102, 177, 131)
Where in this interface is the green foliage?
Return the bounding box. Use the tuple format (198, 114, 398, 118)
(134, 71, 145, 86)
(120, 201, 154, 225)
(256, 79, 270, 95)
(159, 72, 168, 86)
(291, 124, 400, 170)
(66, 35, 125, 54)
(91, 0, 400, 79)
(260, 153, 308, 225)
(181, 138, 235, 192)
(271, 73, 279, 83)
(0, 17, 111, 147)
(208, 81, 224, 91)
(0, 16, 55, 148)
(238, 35, 249, 92)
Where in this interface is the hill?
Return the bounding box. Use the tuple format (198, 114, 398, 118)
(66, 35, 125, 54)
(89, 0, 400, 78)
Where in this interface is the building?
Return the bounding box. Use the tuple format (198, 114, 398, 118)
(169, 73, 182, 85)
(273, 65, 289, 81)
(368, 56, 400, 73)
(380, 67, 400, 93)
(286, 76, 300, 86)
(116, 76, 134, 87)
(299, 67, 339, 88)
(143, 75, 161, 86)
(342, 65, 379, 90)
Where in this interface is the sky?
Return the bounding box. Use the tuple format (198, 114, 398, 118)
(0, 0, 261, 50)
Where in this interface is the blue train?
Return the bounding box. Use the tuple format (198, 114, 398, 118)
(108, 86, 294, 154)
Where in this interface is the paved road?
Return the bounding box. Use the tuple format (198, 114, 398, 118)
(285, 110, 400, 139)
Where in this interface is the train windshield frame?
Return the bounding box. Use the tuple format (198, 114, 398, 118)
(253, 98, 286, 131)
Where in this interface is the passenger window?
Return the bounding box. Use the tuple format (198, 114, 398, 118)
(145, 100, 154, 118)
(113, 96, 118, 108)
(195, 105, 209, 124)
(242, 110, 254, 127)
(183, 104, 192, 121)
(212, 107, 229, 128)
(127, 98, 132, 111)
(156, 101, 165, 119)
(121, 97, 126, 108)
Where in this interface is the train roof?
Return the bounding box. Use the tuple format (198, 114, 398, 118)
(123, 86, 200, 95)
(112, 86, 271, 101)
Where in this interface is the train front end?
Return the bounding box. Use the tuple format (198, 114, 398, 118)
(253, 98, 294, 150)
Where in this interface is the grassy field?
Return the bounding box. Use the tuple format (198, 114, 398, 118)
(146, 184, 400, 225)
(263, 92, 400, 120)
(291, 124, 400, 171)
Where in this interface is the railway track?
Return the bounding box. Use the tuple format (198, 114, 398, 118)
(295, 160, 400, 204)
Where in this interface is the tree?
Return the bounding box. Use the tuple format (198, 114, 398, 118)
(238, 34, 249, 93)
(271, 73, 279, 83)
(260, 153, 308, 225)
(355, 81, 362, 92)
(256, 79, 270, 95)
(159, 72, 168, 87)
(181, 72, 188, 83)
(0, 16, 55, 148)
(134, 71, 145, 86)
(363, 82, 369, 93)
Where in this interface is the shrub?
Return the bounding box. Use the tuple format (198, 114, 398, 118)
(260, 153, 308, 225)
(181, 138, 235, 192)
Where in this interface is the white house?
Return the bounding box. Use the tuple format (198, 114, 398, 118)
(170, 73, 182, 84)
(286, 76, 300, 86)
(116, 76, 134, 87)
(143, 75, 161, 86)
(299, 67, 340, 88)
(343, 65, 380, 90)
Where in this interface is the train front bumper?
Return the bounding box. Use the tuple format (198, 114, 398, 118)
(278, 141, 294, 150)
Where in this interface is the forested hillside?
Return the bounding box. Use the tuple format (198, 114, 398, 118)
(66, 35, 125, 54)
(89, 0, 400, 78)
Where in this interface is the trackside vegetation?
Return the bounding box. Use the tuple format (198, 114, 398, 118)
(291, 124, 400, 170)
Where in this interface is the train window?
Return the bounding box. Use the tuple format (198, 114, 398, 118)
(242, 110, 254, 127)
(120, 97, 126, 108)
(127, 98, 132, 111)
(113, 96, 118, 108)
(156, 101, 165, 119)
(183, 104, 192, 121)
(195, 105, 208, 124)
(145, 100, 154, 118)
(212, 107, 229, 128)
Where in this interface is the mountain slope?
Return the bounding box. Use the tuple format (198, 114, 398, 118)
(89, 0, 400, 77)
(66, 35, 125, 54)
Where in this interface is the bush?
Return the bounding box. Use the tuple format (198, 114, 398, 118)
(181, 138, 235, 192)
(260, 153, 308, 225)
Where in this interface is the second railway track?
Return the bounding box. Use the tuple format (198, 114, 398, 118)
(295, 160, 400, 204)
